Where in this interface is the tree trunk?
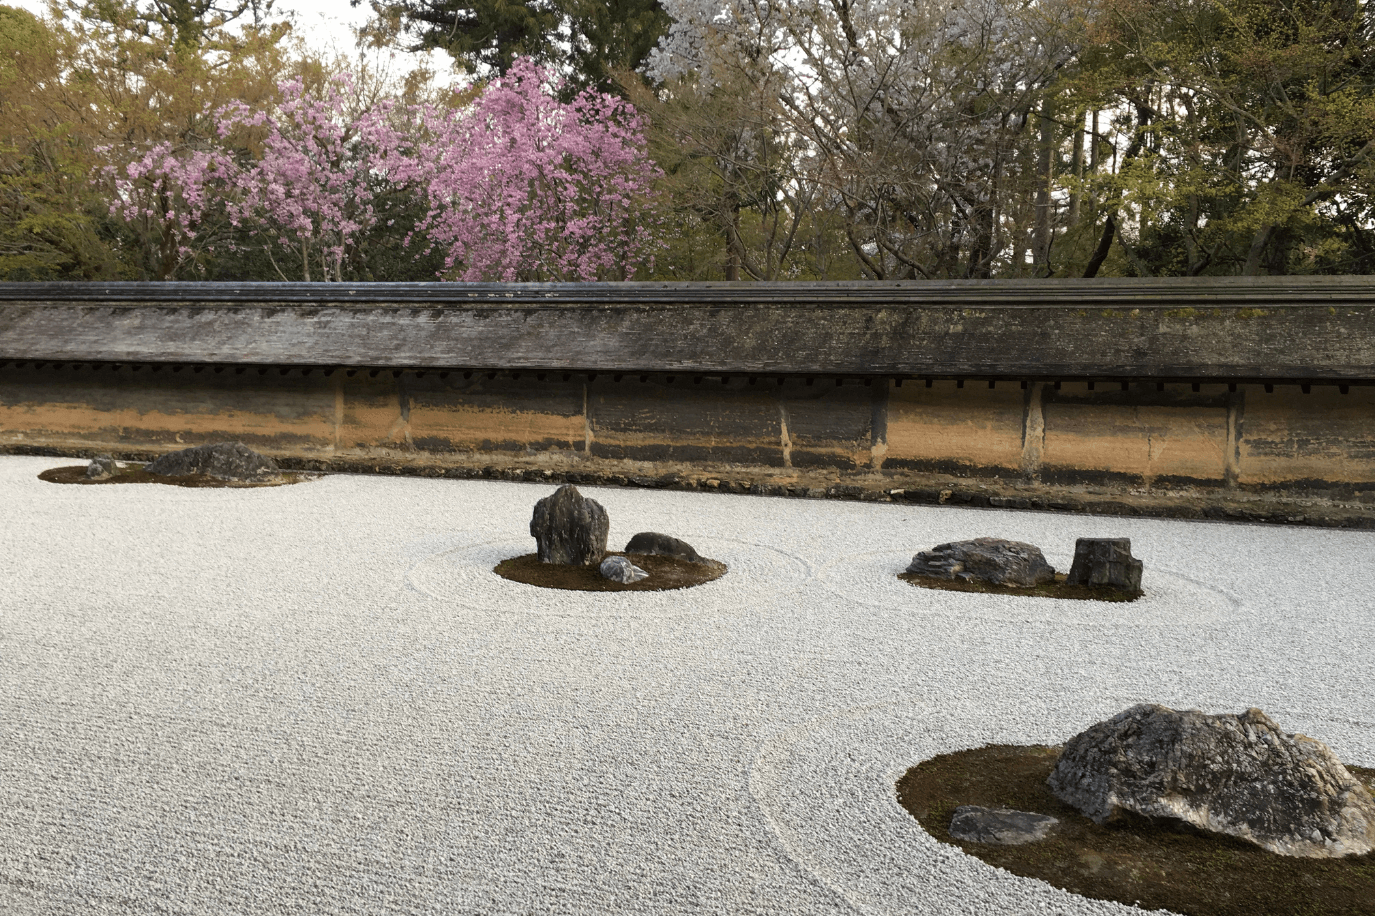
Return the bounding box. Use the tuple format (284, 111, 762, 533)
(1068, 109, 1084, 227)
(1242, 224, 1274, 276)
(1033, 104, 1054, 272)
(1083, 213, 1116, 278)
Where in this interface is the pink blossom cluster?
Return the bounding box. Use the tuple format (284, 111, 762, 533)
(101, 142, 235, 274)
(403, 59, 663, 281)
(101, 61, 663, 281)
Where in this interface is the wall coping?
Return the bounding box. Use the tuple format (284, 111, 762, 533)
(3, 279, 1374, 380)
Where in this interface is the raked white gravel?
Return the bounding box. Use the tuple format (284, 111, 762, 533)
(0, 455, 1371, 915)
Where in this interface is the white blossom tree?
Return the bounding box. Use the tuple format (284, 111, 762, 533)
(648, 0, 1079, 278)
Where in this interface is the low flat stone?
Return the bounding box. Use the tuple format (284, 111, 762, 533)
(907, 537, 1055, 587)
(530, 484, 609, 567)
(1048, 704, 1375, 858)
(1067, 537, 1143, 594)
(85, 455, 117, 479)
(624, 532, 705, 564)
(144, 442, 279, 481)
(599, 556, 648, 584)
(949, 806, 1059, 845)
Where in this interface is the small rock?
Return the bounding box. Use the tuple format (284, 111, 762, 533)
(1048, 704, 1375, 858)
(624, 532, 705, 564)
(1067, 537, 1143, 594)
(530, 484, 609, 566)
(949, 806, 1059, 845)
(144, 442, 279, 481)
(85, 455, 118, 479)
(907, 537, 1055, 587)
(599, 556, 648, 584)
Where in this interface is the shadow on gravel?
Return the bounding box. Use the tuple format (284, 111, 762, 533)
(39, 466, 315, 488)
(494, 552, 726, 592)
(898, 744, 1375, 916)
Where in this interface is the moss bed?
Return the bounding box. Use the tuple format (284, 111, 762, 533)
(899, 571, 1143, 602)
(494, 552, 726, 592)
(40, 465, 312, 488)
(897, 744, 1375, 916)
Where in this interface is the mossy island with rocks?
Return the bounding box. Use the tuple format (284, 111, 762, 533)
(898, 704, 1375, 916)
(39, 442, 316, 488)
(494, 484, 726, 592)
(901, 536, 1145, 601)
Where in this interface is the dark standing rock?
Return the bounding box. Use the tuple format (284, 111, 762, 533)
(1048, 704, 1375, 858)
(85, 455, 118, 479)
(624, 532, 705, 564)
(906, 537, 1055, 587)
(530, 485, 609, 566)
(144, 442, 279, 481)
(599, 556, 648, 584)
(949, 806, 1059, 845)
(1067, 537, 1143, 594)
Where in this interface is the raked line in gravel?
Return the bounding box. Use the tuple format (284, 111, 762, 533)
(0, 456, 1370, 915)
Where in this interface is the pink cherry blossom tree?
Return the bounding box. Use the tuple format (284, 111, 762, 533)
(101, 141, 235, 279)
(408, 59, 664, 282)
(105, 60, 663, 281)
(215, 74, 414, 282)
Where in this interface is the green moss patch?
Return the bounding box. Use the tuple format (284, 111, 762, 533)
(40, 465, 312, 488)
(494, 552, 726, 592)
(899, 571, 1142, 602)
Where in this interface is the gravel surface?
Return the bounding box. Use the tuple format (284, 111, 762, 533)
(1, 455, 1371, 915)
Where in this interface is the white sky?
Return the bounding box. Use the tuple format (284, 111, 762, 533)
(5, 1, 448, 70)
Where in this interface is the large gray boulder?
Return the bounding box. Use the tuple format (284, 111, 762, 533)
(907, 537, 1055, 588)
(1048, 704, 1375, 858)
(1067, 537, 1143, 594)
(144, 442, 279, 481)
(949, 806, 1059, 845)
(530, 485, 609, 566)
(624, 532, 705, 564)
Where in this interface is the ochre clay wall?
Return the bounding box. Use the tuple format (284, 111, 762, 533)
(3, 362, 1372, 496)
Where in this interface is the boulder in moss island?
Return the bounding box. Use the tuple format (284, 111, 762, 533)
(1048, 704, 1375, 858)
(624, 532, 705, 564)
(85, 455, 117, 479)
(530, 485, 609, 566)
(907, 537, 1055, 588)
(1067, 537, 1143, 594)
(949, 806, 1060, 845)
(144, 442, 280, 481)
(599, 556, 648, 584)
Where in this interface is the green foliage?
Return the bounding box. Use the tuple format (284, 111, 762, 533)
(355, 0, 668, 90)
(1060, 0, 1375, 276)
(0, 5, 122, 279)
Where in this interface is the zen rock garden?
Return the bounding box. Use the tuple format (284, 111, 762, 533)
(12, 450, 1371, 916)
(494, 484, 727, 591)
(899, 704, 1375, 916)
(903, 536, 1145, 600)
(40, 442, 307, 487)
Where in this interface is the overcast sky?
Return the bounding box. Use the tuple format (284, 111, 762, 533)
(7, 1, 385, 57)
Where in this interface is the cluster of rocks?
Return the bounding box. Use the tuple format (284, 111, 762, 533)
(145, 442, 280, 481)
(908, 536, 1143, 594)
(85, 442, 281, 483)
(529, 484, 710, 585)
(947, 704, 1375, 859)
